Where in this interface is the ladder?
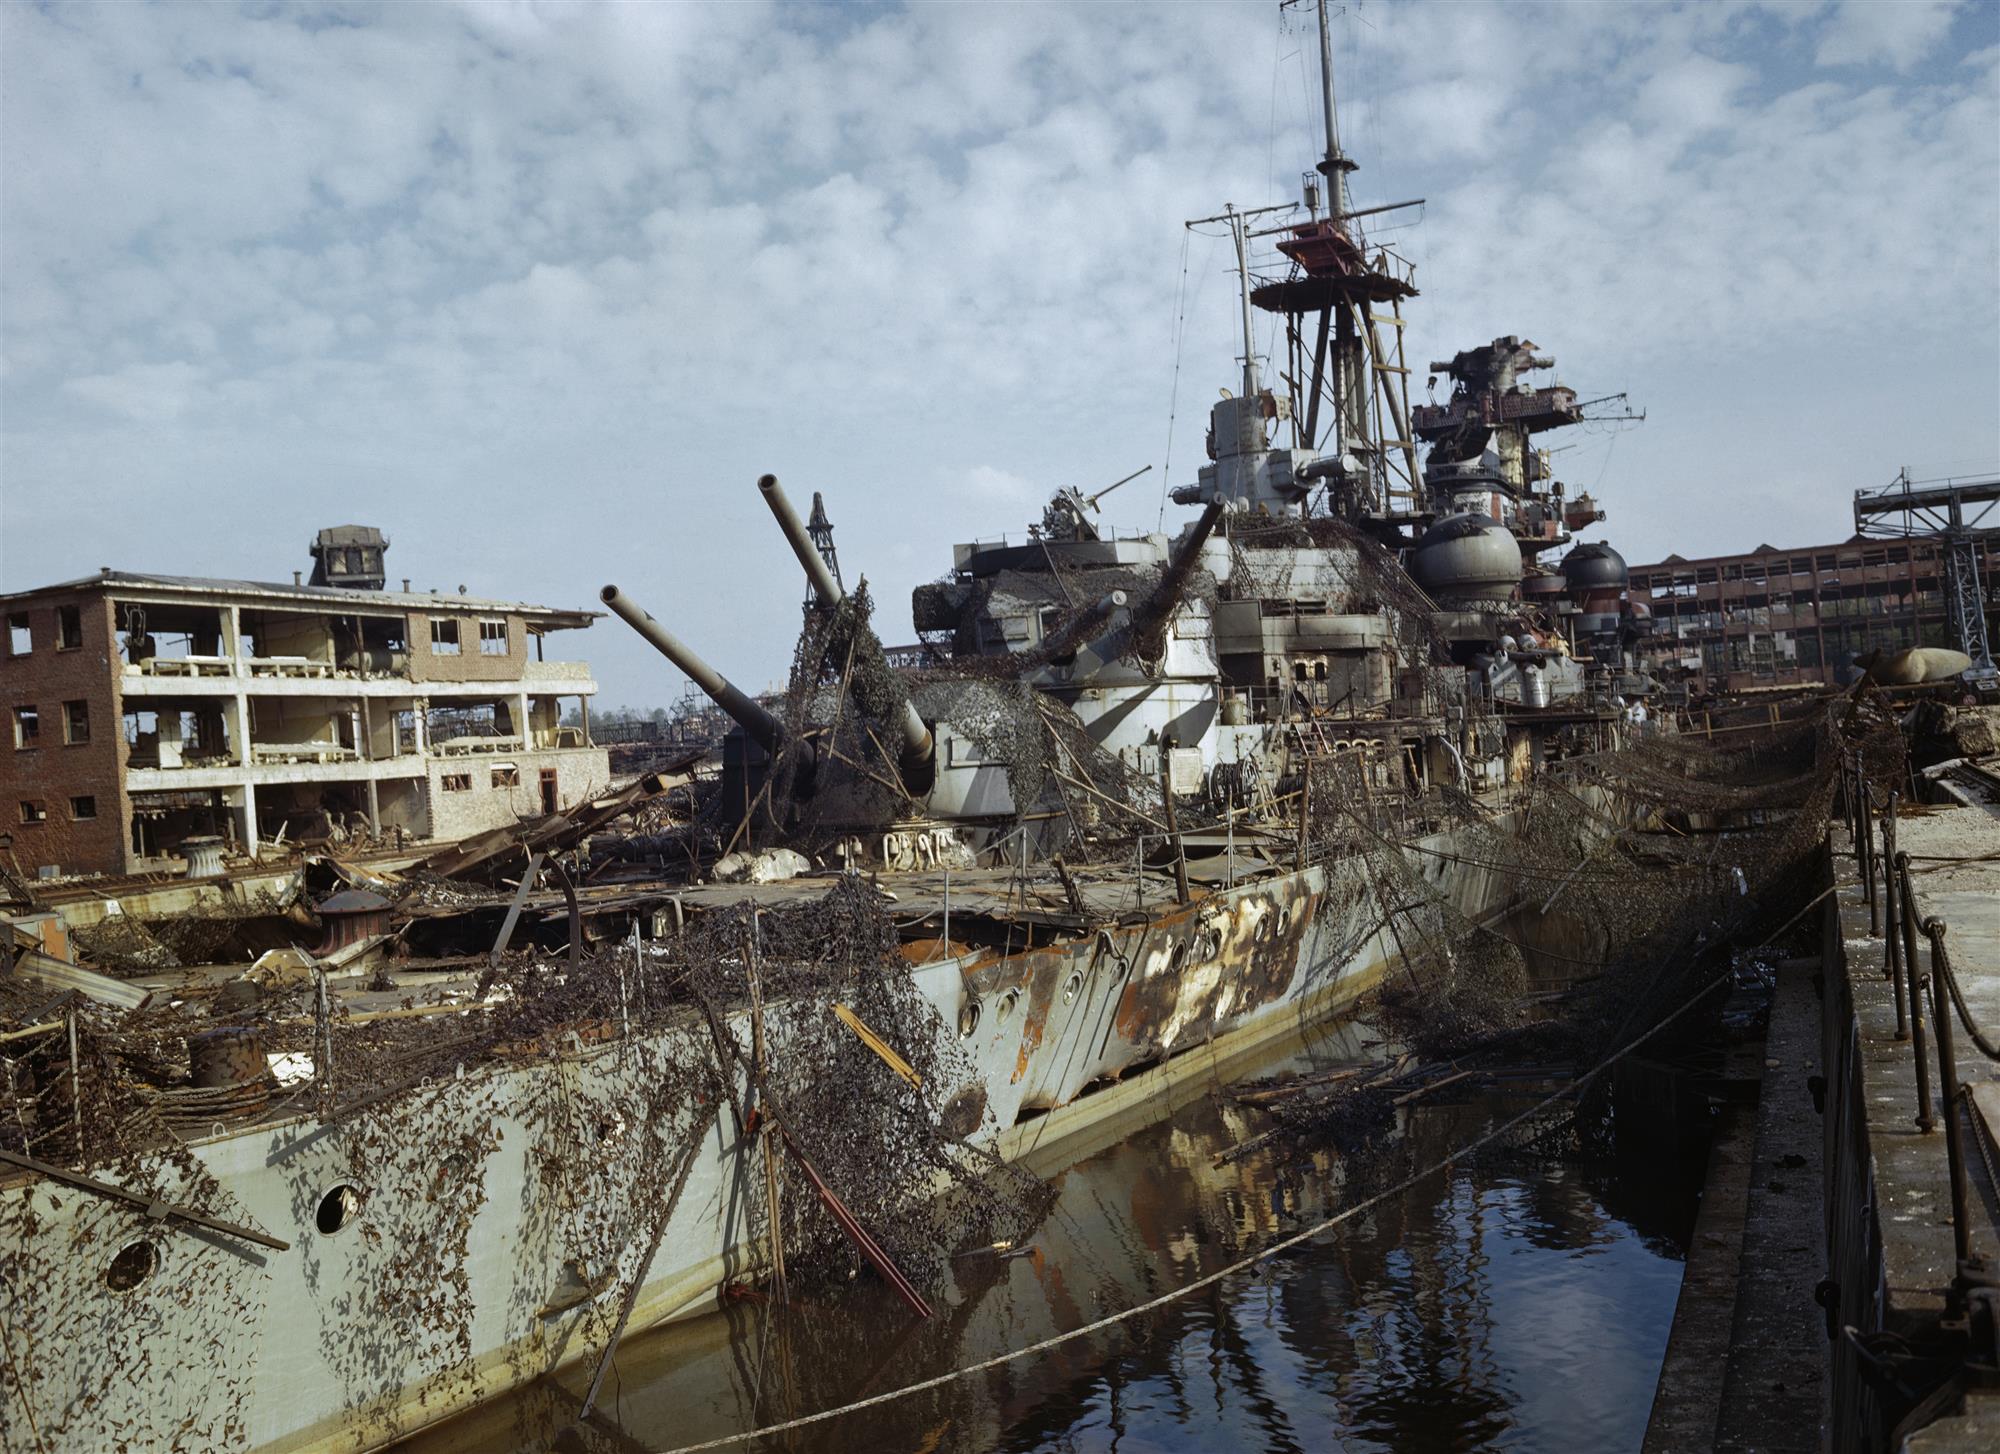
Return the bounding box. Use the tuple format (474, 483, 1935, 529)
(1363, 298, 1424, 514)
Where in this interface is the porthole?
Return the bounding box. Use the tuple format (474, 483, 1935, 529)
(996, 990, 1020, 1027)
(316, 1183, 362, 1235)
(1062, 972, 1083, 1005)
(958, 999, 982, 1038)
(105, 1240, 158, 1292)
(1277, 909, 1292, 937)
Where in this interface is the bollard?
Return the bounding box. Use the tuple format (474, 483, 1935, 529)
(1921, 919, 1973, 1271)
(1898, 854, 1935, 1133)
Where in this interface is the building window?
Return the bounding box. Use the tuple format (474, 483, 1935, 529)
(491, 765, 520, 788)
(70, 795, 96, 821)
(57, 606, 82, 650)
(430, 619, 461, 656)
(63, 700, 89, 745)
(12, 706, 38, 749)
(6, 614, 28, 655)
(18, 800, 46, 826)
(479, 619, 508, 656)
(441, 772, 472, 792)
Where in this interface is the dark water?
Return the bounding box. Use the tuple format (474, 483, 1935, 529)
(409, 1027, 1699, 1454)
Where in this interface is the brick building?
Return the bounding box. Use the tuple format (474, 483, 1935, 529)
(1629, 534, 2000, 694)
(2, 539, 610, 878)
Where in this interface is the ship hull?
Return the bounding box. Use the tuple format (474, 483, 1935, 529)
(0, 822, 1522, 1454)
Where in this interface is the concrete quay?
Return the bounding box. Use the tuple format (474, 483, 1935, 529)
(1822, 801, 2000, 1451)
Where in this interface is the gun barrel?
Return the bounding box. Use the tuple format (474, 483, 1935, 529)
(759, 473, 843, 608)
(1135, 497, 1228, 635)
(755, 474, 935, 771)
(1044, 589, 1128, 658)
(600, 585, 789, 760)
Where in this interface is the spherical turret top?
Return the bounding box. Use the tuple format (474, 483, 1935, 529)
(1560, 540, 1628, 592)
(1409, 513, 1523, 601)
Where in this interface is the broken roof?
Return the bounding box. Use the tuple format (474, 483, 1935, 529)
(0, 568, 599, 630)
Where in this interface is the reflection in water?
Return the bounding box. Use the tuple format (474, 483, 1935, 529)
(405, 1034, 1696, 1454)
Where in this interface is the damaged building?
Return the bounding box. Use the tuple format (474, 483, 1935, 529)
(0, 526, 610, 878)
(1630, 532, 1999, 693)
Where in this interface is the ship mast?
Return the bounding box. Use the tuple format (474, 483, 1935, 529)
(1228, 204, 1259, 399)
(1313, 0, 1353, 222)
(1172, 3, 1423, 524)
(1255, 0, 1421, 524)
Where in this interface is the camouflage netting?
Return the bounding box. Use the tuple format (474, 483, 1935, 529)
(1225, 514, 1447, 657)
(1259, 700, 1879, 1162)
(63, 887, 305, 978)
(914, 554, 1220, 676)
(742, 583, 1171, 852)
(65, 914, 182, 976)
(0, 875, 1052, 1449)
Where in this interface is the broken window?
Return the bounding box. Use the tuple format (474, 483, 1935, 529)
(12, 706, 38, 749)
(18, 800, 46, 825)
(6, 614, 28, 655)
(479, 619, 508, 656)
(57, 605, 82, 649)
(63, 700, 89, 744)
(491, 765, 520, 788)
(71, 795, 96, 821)
(430, 619, 461, 656)
(441, 773, 472, 792)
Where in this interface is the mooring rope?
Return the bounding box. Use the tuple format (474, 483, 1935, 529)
(648, 969, 1738, 1454)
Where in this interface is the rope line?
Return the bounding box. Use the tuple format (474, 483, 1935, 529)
(1927, 927, 2000, 1064)
(648, 970, 1736, 1454)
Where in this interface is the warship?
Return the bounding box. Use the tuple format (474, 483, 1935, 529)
(0, 5, 1666, 1451)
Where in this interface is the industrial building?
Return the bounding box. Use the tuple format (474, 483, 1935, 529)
(1, 527, 609, 879)
(1630, 532, 1999, 694)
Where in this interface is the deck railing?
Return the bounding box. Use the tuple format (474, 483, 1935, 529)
(1845, 754, 1999, 1300)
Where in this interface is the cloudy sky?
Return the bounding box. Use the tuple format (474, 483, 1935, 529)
(3, 0, 1996, 707)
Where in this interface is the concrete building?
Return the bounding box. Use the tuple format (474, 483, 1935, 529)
(2, 534, 608, 878)
(1629, 534, 2000, 694)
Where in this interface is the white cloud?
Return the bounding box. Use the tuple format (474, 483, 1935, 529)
(1, 1, 1995, 702)
(61, 361, 208, 423)
(1817, 0, 1966, 71)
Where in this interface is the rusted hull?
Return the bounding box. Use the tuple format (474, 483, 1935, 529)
(0, 827, 1520, 1454)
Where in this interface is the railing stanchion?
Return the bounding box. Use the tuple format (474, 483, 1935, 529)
(1921, 918, 1973, 1272)
(1883, 797, 1907, 1039)
(1860, 777, 1879, 936)
(1897, 852, 1935, 1133)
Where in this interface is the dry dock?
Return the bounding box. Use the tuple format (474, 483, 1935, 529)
(1648, 787, 2000, 1451)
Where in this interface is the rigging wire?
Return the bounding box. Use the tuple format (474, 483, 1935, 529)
(650, 969, 1737, 1454)
(1158, 227, 1197, 530)
(1266, 17, 1283, 201)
